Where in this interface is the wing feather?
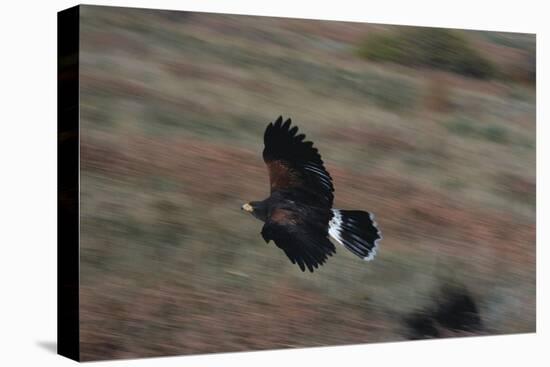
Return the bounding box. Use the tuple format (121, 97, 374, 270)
(261, 207, 336, 272)
(263, 116, 334, 208)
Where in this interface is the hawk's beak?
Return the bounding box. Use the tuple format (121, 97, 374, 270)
(241, 203, 253, 212)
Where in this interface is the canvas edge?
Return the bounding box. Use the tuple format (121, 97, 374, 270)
(57, 4, 80, 362)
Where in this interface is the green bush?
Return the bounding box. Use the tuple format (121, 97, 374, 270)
(358, 27, 496, 79)
(445, 117, 509, 144)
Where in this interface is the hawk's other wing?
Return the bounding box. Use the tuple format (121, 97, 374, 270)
(261, 207, 336, 272)
(263, 116, 334, 208)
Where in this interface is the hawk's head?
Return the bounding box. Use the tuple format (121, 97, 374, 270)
(241, 201, 268, 221)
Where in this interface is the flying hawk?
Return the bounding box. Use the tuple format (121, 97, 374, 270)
(241, 116, 382, 272)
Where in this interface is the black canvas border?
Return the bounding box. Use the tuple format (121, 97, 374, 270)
(57, 5, 80, 362)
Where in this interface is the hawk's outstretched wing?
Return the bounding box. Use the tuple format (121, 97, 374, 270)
(263, 116, 334, 208)
(261, 207, 336, 272)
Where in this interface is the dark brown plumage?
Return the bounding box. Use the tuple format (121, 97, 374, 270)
(242, 116, 382, 272)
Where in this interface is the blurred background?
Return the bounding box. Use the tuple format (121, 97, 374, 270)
(78, 5, 535, 361)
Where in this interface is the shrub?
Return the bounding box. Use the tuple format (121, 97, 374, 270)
(480, 125, 509, 144)
(445, 117, 509, 144)
(358, 27, 496, 79)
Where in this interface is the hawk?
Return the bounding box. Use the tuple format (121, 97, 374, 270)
(242, 116, 382, 272)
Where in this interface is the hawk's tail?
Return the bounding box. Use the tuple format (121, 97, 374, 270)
(328, 209, 382, 261)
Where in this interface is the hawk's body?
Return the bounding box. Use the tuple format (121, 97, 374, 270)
(242, 116, 381, 272)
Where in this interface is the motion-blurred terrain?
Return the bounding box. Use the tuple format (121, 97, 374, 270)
(78, 5, 535, 361)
